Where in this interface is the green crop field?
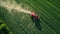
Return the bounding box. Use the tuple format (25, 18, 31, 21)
(0, 0, 60, 34)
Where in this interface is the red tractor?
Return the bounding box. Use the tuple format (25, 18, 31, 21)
(30, 12, 42, 30)
(30, 12, 39, 20)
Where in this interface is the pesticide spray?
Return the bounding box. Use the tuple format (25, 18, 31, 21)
(0, 0, 31, 14)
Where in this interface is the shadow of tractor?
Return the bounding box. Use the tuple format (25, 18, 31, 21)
(31, 16, 42, 31)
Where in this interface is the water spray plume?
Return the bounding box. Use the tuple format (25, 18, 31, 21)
(0, 0, 31, 14)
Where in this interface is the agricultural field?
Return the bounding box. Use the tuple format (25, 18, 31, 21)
(0, 0, 60, 34)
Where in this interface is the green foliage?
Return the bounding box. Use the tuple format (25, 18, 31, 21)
(0, 22, 13, 34)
